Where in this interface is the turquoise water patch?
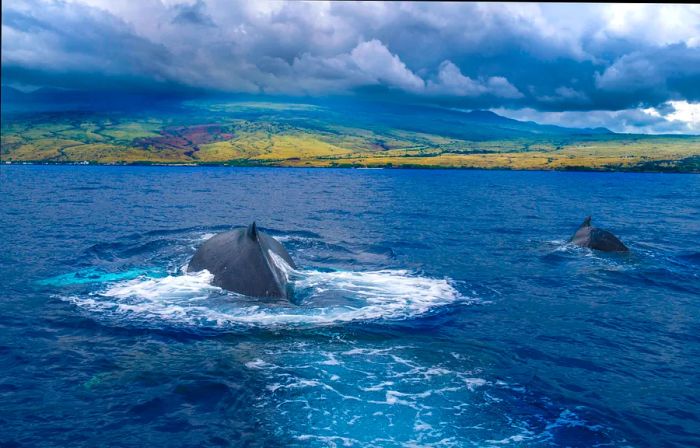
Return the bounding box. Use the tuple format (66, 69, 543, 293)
(37, 267, 168, 287)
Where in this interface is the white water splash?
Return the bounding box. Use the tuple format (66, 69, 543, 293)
(103, 270, 219, 301)
(61, 266, 469, 330)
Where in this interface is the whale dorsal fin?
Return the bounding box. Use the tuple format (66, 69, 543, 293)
(247, 222, 258, 240)
(579, 216, 592, 228)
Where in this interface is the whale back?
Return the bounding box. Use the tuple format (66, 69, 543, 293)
(188, 223, 296, 298)
(588, 228, 629, 252)
(570, 216, 628, 252)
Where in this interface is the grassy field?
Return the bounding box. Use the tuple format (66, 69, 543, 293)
(2, 102, 699, 172)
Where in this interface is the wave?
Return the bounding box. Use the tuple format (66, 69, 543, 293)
(60, 266, 471, 330)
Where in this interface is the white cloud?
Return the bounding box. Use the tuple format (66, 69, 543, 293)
(599, 4, 700, 48)
(661, 101, 700, 132)
(427, 61, 522, 98)
(350, 39, 424, 92)
(493, 101, 700, 134)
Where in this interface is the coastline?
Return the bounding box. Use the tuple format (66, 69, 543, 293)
(2, 159, 698, 174)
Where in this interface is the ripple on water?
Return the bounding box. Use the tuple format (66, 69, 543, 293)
(243, 342, 617, 447)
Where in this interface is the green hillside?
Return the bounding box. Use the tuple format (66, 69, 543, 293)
(2, 100, 699, 172)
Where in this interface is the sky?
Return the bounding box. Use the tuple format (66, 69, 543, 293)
(2, 1, 700, 134)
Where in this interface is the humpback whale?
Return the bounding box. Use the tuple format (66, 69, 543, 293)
(188, 223, 296, 299)
(570, 217, 629, 252)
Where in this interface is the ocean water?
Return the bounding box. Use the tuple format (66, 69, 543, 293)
(1, 165, 699, 448)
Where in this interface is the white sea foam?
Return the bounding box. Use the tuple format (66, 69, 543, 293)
(62, 265, 470, 329)
(103, 270, 219, 301)
(271, 234, 319, 245)
(245, 359, 274, 370)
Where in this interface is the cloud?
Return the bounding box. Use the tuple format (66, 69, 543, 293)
(427, 61, 522, 98)
(1, 1, 175, 85)
(595, 44, 700, 104)
(1, 0, 699, 123)
(597, 4, 700, 48)
(536, 86, 590, 106)
(350, 40, 424, 93)
(493, 100, 700, 134)
(172, 0, 215, 27)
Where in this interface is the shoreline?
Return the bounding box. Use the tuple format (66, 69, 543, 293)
(2, 160, 698, 174)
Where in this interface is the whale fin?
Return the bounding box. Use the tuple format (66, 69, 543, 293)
(247, 222, 258, 240)
(579, 216, 592, 229)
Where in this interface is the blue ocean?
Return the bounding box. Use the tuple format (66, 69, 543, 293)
(1, 165, 698, 448)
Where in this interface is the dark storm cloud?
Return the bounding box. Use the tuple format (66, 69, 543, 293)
(2, 1, 177, 92)
(172, 0, 215, 27)
(2, 1, 699, 118)
(596, 43, 700, 102)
